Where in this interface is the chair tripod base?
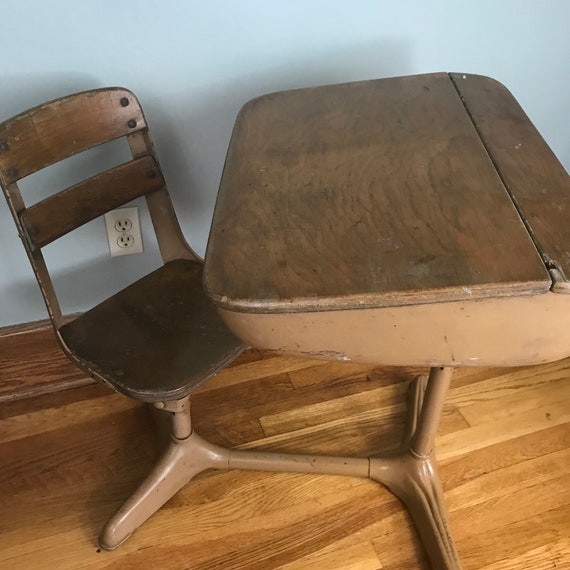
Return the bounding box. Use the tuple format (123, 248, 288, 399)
(99, 368, 461, 570)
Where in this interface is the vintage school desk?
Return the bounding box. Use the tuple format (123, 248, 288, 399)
(204, 72, 570, 569)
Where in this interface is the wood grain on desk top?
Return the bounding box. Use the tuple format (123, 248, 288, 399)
(205, 73, 552, 313)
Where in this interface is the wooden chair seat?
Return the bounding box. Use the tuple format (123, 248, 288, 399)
(59, 259, 245, 401)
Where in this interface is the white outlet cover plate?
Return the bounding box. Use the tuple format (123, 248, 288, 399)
(104, 207, 144, 257)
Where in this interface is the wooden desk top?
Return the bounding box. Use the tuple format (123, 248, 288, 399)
(205, 73, 569, 314)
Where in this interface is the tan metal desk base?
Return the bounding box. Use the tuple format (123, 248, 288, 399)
(100, 366, 460, 569)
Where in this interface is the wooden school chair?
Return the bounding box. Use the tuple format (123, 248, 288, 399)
(0, 87, 248, 547)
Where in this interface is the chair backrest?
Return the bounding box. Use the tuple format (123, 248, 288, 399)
(0, 87, 198, 329)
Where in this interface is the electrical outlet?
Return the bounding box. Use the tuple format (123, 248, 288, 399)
(104, 207, 143, 257)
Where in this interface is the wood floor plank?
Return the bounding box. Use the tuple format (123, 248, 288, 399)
(277, 541, 383, 570)
(0, 325, 93, 402)
(287, 361, 396, 388)
(196, 355, 325, 393)
(0, 382, 111, 421)
(0, 391, 136, 444)
(456, 504, 570, 570)
(459, 374, 570, 426)
(260, 381, 408, 436)
(242, 405, 467, 457)
(445, 448, 570, 512)
(455, 473, 570, 539)
(436, 399, 570, 460)
(439, 422, 570, 490)
(443, 359, 570, 413)
(479, 538, 570, 570)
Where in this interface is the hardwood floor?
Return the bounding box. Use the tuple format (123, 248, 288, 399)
(1, 327, 569, 569)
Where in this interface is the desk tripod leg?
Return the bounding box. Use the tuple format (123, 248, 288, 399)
(100, 367, 461, 570)
(370, 367, 461, 570)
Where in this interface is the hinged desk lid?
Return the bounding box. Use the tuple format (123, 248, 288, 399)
(205, 72, 553, 313)
(451, 73, 570, 285)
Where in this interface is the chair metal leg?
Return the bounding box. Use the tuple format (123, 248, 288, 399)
(100, 367, 461, 570)
(99, 404, 369, 550)
(99, 399, 230, 550)
(99, 432, 231, 550)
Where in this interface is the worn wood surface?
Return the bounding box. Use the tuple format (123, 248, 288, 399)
(59, 259, 245, 401)
(1, 336, 569, 569)
(205, 72, 550, 313)
(0, 88, 144, 183)
(452, 73, 570, 281)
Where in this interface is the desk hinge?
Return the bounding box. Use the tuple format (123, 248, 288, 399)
(544, 255, 570, 294)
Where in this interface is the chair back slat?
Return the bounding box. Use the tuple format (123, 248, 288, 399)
(21, 156, 164, 249)
(0, 88, 145, 183)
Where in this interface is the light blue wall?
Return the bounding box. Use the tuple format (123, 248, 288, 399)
(1, 0, 569, 326)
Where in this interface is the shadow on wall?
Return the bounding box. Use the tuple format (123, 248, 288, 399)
(0, 41, 413, 326)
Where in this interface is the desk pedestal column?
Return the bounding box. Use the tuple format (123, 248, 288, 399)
(370, 367, 460, 570)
